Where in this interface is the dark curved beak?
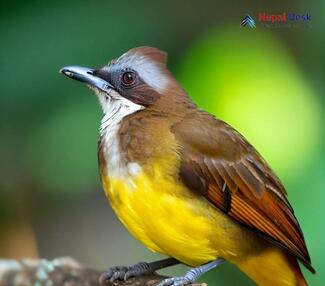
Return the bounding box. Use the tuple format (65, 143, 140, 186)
(59, 66, 114, 92)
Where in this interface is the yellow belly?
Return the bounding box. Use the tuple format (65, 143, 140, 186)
(102, 164, 248, 266)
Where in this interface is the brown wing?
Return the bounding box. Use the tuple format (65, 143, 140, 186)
(172, 112, 315, 273)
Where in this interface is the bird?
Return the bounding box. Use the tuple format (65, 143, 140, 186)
(60, 46, 315, 286)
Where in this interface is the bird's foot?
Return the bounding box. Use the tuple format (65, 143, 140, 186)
(99, 258, 179, 285)
(156, 268, 200, 286)
(156, 258, 225, 286)
(99, 262, 155, 284)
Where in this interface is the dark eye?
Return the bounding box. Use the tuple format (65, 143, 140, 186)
(121, 71, 137, 87)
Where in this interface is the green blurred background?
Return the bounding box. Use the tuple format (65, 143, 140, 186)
(0, 0, 324, 285)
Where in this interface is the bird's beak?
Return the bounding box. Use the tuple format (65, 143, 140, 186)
(60, 66, 114, 92)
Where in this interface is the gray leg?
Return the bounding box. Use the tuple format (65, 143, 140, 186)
(99, 258, 179, 284)
(156, 258, 225, 286)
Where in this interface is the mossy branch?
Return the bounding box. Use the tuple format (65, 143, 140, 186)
(0, 257, 206, 286)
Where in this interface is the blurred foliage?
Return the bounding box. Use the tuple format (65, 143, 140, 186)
(24, 96, 100, 195)
(0, 0, 324, 285)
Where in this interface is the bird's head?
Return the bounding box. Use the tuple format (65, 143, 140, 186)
(60, 47, 189, 117)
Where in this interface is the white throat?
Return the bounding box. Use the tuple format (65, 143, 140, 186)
(98, 90, 144, 179)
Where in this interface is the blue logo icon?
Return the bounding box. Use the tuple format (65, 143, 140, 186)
(241, 15, 256, 28)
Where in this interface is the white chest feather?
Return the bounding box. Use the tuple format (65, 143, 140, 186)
(99, 93, 143, 179)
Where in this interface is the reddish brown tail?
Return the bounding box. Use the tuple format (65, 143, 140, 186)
(289, 256, 308, 286)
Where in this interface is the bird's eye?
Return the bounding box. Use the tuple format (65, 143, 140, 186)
(121, 71, 137, 87)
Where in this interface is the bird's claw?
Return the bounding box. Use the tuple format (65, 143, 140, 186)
(99, 262, 155, 285)
(156, 276, 194, 286)
(156, 268, 199, 286)
(99, 265, 128, 284)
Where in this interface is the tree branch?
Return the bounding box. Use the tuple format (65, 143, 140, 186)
(0, 257, 206, 286)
